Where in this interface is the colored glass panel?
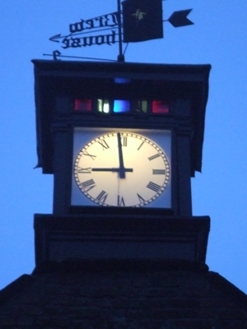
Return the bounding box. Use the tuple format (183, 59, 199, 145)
(114, 77, 131, 84)
(74, 99, 92, 112)
(97, 99, 110, 113)
(135, 100, 148, 113)
(113, 100, 131, 113)
(152, 100, 169, 114)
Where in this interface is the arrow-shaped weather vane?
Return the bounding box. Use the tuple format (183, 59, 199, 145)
(168, 9, 194, 28)
(44, 0, 194, 62)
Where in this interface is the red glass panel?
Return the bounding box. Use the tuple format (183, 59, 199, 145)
(74, 99, 92, 112)
(152, 100, 169, 114)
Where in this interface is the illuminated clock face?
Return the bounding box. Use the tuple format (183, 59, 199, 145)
(72, 130, 171, 207)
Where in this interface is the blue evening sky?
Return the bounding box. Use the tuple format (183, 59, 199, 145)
(0, 0, 247, 293)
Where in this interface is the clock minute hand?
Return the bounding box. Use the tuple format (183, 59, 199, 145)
(117, 132, 125, 178)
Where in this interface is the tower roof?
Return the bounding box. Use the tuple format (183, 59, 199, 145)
(32, 60, 211, 175)
(1, 262, 247, 327)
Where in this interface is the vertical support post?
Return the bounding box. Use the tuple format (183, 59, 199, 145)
(176, 132, 192, 216)
(52, 124, 71, 215)
(117, 0, 125, 62)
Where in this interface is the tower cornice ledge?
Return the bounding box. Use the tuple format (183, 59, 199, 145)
(34, 213, 210, 267)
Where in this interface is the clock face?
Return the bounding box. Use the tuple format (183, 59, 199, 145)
(71, 128, 171, 208)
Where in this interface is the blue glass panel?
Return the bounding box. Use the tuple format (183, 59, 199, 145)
(114, 77, 131, 84)
(113, 100, 131, 113)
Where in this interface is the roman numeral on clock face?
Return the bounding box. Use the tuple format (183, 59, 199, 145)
(77, 167, 92, 174)
(121, 135, 127, 146)
(80, 179, 96, 192)
(97, 139, 110, 150)
(148, 153, 160, 161)
(95, 190, 108, 204)
(117, 195, 125, 206)
(152, 169, 166, 175)
(137, 140, 145, 150)
(82, 150, 96, 160)
(146, 181, 162, 192)
(137, 193, 146, 204)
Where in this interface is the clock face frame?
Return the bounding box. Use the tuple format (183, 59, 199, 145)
(71, 128, 171, 208)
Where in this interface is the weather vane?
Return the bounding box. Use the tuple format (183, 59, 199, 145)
(44, 0, 193, 62)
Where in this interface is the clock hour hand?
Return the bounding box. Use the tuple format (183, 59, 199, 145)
(91, 167, 133, 173)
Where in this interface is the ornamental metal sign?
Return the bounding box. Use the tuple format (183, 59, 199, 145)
(46, 0, 194, 61)
(49, 12, 119, 49)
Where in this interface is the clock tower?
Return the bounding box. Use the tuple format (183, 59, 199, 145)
(1, 59, 247, 328)
(33, 60, 211, 266)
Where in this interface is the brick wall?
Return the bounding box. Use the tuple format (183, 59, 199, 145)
(0, 262, 247, 329)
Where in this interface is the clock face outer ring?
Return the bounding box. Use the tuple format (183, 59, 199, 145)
(73, 131, 170, 207)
